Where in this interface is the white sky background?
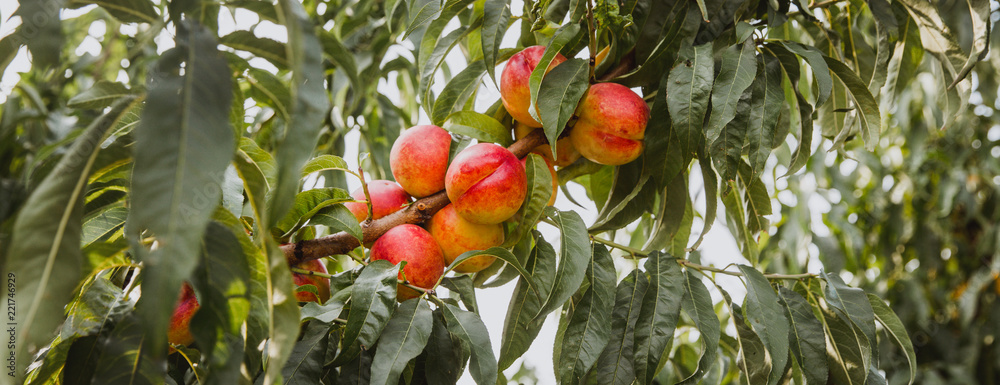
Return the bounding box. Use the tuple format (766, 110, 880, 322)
(0, 1, 833, 383)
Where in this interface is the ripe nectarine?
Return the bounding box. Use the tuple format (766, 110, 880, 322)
(292, 259, 331, 303)
(390, 125, 452, 198)
(427, 204, 504, 273)
(445, 143, 527, 224)
(569, 83, 649, 166)
(168, 283, 200, 349)
(370, 224, 446, 301)
(501, 45, 568, 128)
(344, 180, 411, 222)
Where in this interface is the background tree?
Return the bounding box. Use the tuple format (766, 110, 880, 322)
(0, 0, 995, 383)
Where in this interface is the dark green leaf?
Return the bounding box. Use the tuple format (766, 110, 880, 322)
(310, 205, 364, 243)
(676, 270, 720, 385)
(823, 57, 882, 151)
(668, 42, 713, 159)
(779, 288, 828, 385)
(370, 299, 433, 385)
(782, 42, 832, 107)
(557, 244, 616, 384)
(537, 58, 590, 156)
(633, 251, 684, 385)
(301, 286, 352, 323)
(822, 272, 877, 367)
(499, 233, 557, 369)
(704, 40, 757, 147)
(444, 247, 533, 291)
(282, 321, 329, 384)
(70, 0, 159, 23)
(406, 0, 443, 37)
(342, 260, 400, 350)
(710, 80, 751, 183)
(90, 313, 161, 384)
(483, 0, 512, 84)
(527, 23, 582, 123)
(744, 55, 783, 181)
(739, 162, 771, 235)
(504, 154, 553, 248)
(439, 275, 478, 314)
(737, 265, 789, 385)
(722, 182, 760, 264)
(731, 302, 772, 385)
(595, 269, 648, 385)
(534, 207, 591, 320)
(896, 0, 969, 85)
(17, 0, 63, 68)
(821, 306, 870, 385)
(425, 310, 467, 384)
(441, 304, 497, 385)
(866, 294, 916, 385)
(274, 187, 353, 237)
(432, 60, 487, 126)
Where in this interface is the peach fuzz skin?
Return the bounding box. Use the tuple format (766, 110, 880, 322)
(513, 123, 580, 167)
(370, 224, 446, 301)
(500, 45, 568, 128)
(390, 125, 452, 198)
(569, 83, 649, 166)
(445, 143, 527, 225)
(168, 283, 200, 349)
(292, 259, 331, 303)
(521, 156, 558, 206)
(427, 204, 504, 273)
(344, 180, 411, 222)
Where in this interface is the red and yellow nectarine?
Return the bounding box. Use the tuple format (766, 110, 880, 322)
(292, 259, 331, 303)
(427, 204, 504, 273)
(390, 125, 452, 198)
(344, 180, 411, 222)
(569, 83, 649, 166)
(168, 283, 200, 349)
(445, 143, 527, 224)
(501, 45, 568, 128)
(370, 224, 446, 301)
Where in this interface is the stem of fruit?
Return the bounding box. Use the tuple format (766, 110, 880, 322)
(586, 0, 597, 82)
(281, 128, 549, 266)
(588, 234, 818, 280)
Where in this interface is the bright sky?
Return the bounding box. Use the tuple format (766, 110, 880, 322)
(0, 1, 831, 383)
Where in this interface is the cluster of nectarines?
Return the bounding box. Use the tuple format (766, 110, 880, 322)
(167, 44, 649, 350)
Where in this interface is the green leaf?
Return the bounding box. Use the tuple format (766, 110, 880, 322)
(301, 155, 351, 178)
(425, 310, 467, 384)
(782, 42, 832, 107)
(220, 30, 289, 70)
(16, 0, 62, 68)
(7, 95, 136, 377)
(269, 0, 330, 228)
(419, 24, 480, 114)
(499, 233, 557, 369)
(739, 162, 771, 235)
(439, 275, 479, 314)
(405, 0, 443, 37)
(737, 265, 789, 385)
(710, 78, 752, 183)
(90, 313, 161, 384)
(822, 272, 878, 367)
(704, 40, 757, 147)
(896, 0, 969, 85)
(444, 247, 533, 290)
(274, 187, 353, 237)
(70, 0, 159, 23)
(281, 321, 329, 384)
(668, 42, 714, 159)
(370, 299, 433, 385)
(955, 0, 990, 86)
(676, 270, 720, 385)
(730, 302, 772, 385)
(534, 207, 591, 320)
(441, 304, 497, 385)
(342, 260, 400, 351)
(779, 288, 828, 385)
(82, 205, 128, 247)
(309, 205, 364, 242)
(821, 306, 870, 385)
(245, 68, 292, 119)
(261, 240, 304, 385)
(744, 55, 783, 181)
(301, 286, 352, 323)
(722, 182, 760, 264)
(432, 60, 487, 126)
(633, 251, 684, 385)
(642, 171, 693, 254)
(866, 294, 916, 385)
(528, 23, 582, 123)
(557, 244, 616, 384)
(537, 58, 590, 156)
(443, 111, 512, 146)
(595, 269, 648, 385)
(822, 57, 882, 151)
(482, 0, 512, 84)
(504, 154, 553, 248)
(784, 87, 814, 177)
(68, 81, 132, 109)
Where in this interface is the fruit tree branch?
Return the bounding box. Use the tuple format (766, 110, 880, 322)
(283, 128, 549, 266)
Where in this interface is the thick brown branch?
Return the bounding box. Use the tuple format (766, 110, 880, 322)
(283, 128, 548, 266)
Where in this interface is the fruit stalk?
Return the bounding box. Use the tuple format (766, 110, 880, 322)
(282, 128, 548, 266)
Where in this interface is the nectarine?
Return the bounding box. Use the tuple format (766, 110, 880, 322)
(168, 283, 200, 349)
(292, 259, 331, 303)
(390, 125, 452, 198)
(569, 83, 649, 166)
(370, 224, 446, 301)
(427, 204, 504, 273)
(501, 45, 568, 128)
(445, 143, 527, 224)
(344, 180, 411, 222)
